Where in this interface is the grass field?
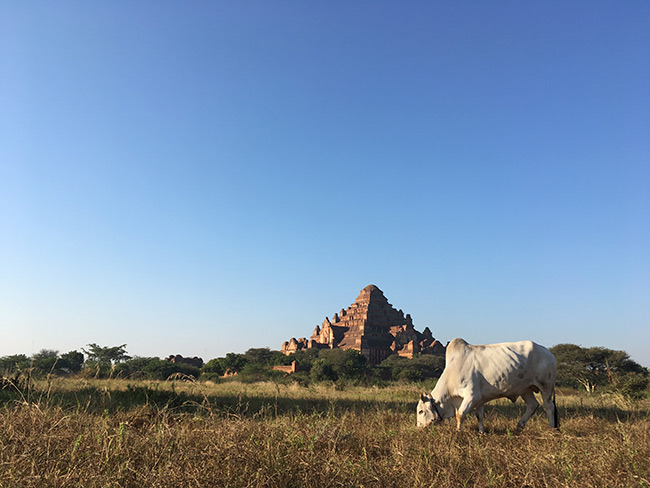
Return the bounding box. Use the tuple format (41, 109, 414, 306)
(1, 378, 649, 487)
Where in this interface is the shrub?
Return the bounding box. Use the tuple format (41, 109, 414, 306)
(310, 359, 338, 382)
(317, 349, 367, 379)
(0, 355, 29, 374)
(617, 373, 649, 399)
(379, 354, 444, 382)
(111, 357, 200, 380)
(202, 358, 225, 376)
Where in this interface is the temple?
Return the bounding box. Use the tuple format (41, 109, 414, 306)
(281, 285, 445, 364)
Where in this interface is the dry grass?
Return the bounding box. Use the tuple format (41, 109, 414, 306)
(1, 379, 649, 487)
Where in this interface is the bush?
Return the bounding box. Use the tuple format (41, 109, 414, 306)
(111, 357, 200, 380)
(318, 349, 367, 379)
(221, 353, 247, 374)
(145, 359, 200, 380)
(202, 358, 225, 377)
(379, 354, 445, 382)
(80, 361, 113, 379)
(199, 372, 223, 382)
(238, 364, 286, 383)
(310, 359, 338, 382)
(59, 351, 84, 374)
(288, 371, 310, 387)
(113, 357, 158, 379)
(287, 349, 320, 373)
(243, 348, 275, 366)
(617, 373, 649, 400)
(0, 355, 30, 374)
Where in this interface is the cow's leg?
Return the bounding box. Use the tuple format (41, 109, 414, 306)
(516, 390, 539, 432)
(541, 387, 559, 429)
(455, 397, 477, 431)
(475, 405, 485, 434)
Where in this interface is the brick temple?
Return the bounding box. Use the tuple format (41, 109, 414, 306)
(281, 285, 445, 364)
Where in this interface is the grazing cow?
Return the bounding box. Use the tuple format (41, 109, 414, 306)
(417, 338, 558, 433)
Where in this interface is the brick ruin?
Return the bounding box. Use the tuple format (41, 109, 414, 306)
(164, 355, 204, 369)
(281, 285, 446, 364)
(271, 361, 298, 374)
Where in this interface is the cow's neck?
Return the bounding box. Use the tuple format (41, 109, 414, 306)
(431, 376, 455, 419)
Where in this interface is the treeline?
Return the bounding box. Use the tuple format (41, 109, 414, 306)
(1, 343, 648, 397)
(202, 348, 446, 385)
(0, 345, 445, 386)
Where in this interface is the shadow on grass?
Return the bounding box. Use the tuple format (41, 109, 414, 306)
(483, 400, 649, 425)
(2, 385, 647, 424)
(0, 384, 413, 418)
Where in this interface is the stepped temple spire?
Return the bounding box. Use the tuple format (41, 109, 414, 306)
(281, 285, 445, 364)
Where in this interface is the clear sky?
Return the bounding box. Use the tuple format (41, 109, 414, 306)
(1, 2, 649, 366)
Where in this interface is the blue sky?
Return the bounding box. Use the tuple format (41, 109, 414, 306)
(2, 2, 649, 366)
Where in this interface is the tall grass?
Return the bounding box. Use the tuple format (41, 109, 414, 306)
(1, 379, 648, 487)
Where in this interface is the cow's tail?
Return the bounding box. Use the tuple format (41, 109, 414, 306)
(552, 389, 559, 428)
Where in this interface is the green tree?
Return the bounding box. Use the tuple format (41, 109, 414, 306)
(143, 358, 200, 380)
(220, 353, 247, 373)
(31, 349, 60, 374)
(59, 350, 84, 374)
(288, 348, 320, 372)
(378, 354, 445, 382)
(113, 357, 156, 379)
(112, 357, 200, 380)
(551, 343, 648, 393)
(28, 350, 85, 376)
(310, 358, 338, 382)
(617, 373, 649, 399)
(202, 358, 225, 376)
(0, 354, 29, 374)
(82, 344, 130, 378)
(238, 363, 286, 382)
(269, 350, 293, 366)
(244, 348, 274, 366)
(318, 349, 367, 379)
(82, 343, 130, 366)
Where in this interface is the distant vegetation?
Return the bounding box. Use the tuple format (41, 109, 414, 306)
(1, 343, 649, 487)
(1, 342, 648, 398)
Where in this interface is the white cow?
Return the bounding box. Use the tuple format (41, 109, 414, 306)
(417, 338, 559, 433)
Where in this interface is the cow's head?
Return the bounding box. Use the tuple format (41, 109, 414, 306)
(417, 393, 442, 428)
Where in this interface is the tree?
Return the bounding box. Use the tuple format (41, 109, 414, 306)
(0, 355, 29, 374)
(82, 344, 130, 378)
(310, 359, 338, 382)
(112, 357, 156, 379)
(618, 373, 649, 400)
(111, 357, 201, 380)
(82, 344, 130, 366)
(202, 358, 225, 376)
(143, 358, 200, 380)
(31, 349, 60, 374)
(288, 348, 320, 372)
(379, 354, 445, 382)
(243, 348, 274, 366)
(220, 353, 247, 374)
(318, 349, 367, 379)
(59, 350, 84, 374)
(28, 350, 84, 376)
(268, 350, 293, 366)
(551, 343, 648, 394)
